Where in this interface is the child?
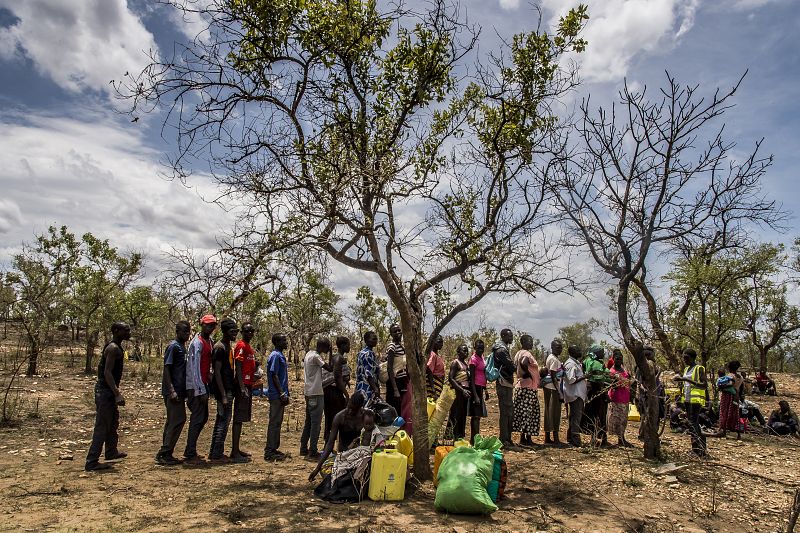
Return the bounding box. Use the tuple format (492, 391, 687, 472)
(354, 410, 385, 449)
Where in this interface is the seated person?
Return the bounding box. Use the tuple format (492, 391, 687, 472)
(309, 391, 367, 481)
(767, 401, 798, 436)
(740, 399, 766, 426)
(755, 371, 777, 395)
(669, 402, 688, 432)
(698, 406, 715, 431)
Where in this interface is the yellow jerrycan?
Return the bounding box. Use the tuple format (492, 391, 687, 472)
(390, 430, 414, 467)
(427, 398, 436, 419)
(368, 449, 408, 501)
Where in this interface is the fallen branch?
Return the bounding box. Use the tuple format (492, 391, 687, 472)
(701, 461, 799, 488)
(787, 488, 800, 533)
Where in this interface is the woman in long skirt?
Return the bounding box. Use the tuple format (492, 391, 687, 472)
(426, 335, 445, 400)
(607, 352, 633, 447)
(447, 344, 471, 440)
(718, 360, 743, 439)
(512, 335, 540, 446)
(468, 339, 487, 444)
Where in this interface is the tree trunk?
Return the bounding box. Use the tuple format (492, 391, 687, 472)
(618, 279, 660, 459)
(84, 331, 98, 374)
(400, 307, 433, 481)
(759, 348, 768, 373)
(26, 338, 39, 376)
(634, 278, 682, 371)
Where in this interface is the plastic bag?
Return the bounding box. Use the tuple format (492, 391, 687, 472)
(434, 446, 497, 515)
(473, 434, 503, 453)
(370, 400, 398, 426)
(428, 385, 456, 447)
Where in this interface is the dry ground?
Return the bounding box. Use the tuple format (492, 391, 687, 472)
(1, 356, 799, 533)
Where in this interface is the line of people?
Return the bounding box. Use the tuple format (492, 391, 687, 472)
(424, 329, 637, 450)
(86, 316, 793, 472)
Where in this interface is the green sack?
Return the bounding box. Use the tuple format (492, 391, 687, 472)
(473, 434, 503, 453)
(434, 446, 498, 514)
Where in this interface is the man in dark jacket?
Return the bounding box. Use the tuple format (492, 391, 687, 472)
(493, 328, 517, 450)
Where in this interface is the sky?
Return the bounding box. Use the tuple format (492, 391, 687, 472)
(0, 0, 797, 345)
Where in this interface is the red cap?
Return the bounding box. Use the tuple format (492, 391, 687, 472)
(200, 314, 218, 325)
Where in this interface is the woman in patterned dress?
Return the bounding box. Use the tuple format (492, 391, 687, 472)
(513, 334, 541, 446)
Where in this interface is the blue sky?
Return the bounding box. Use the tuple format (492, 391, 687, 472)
(0, 0, 797, 344)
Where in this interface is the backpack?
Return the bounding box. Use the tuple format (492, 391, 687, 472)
(485, 353, 501, 383)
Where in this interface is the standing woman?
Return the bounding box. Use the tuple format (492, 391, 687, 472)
(448, 343, 472, 440)
(386, 324, 412, 432)
(426, 335, 446, 400)
(468, 339, 488, 444)
(607, 352, 633, 447)
(512, 335, 541, 446)
(717, 360, 743, 439)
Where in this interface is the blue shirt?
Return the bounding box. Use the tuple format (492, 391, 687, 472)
(162, 340, 187, 399)
(266, 350, 289, 400)
(356, 346, 377, 400)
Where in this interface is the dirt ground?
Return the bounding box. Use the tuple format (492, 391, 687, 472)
(1, 357, 799, 533)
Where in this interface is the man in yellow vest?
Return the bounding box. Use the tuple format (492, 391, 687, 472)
(673, 348, 709, 457)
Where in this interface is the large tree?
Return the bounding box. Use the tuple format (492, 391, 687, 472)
(69, 233, 143, 373)
(6, 226, 78, 375)
(557, 318, 599, 352)
(737, 244, 800, 372)
(121, 0, 588, 478)
(554, 74, 780, 459)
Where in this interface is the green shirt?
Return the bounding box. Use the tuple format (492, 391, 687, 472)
(583, 356, 610, 384)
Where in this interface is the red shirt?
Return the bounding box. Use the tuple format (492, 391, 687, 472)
(234, 340, 257, 386)
(199, 336, 213, 385)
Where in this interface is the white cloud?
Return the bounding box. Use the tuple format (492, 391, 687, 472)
(0, 108, 230, 276)
(0, 0, 157, 93)
(730, 0, 785, 9)
(0, 198, 23, 233)
(165, 0, 212, 43)
(499, 0, 521, 10)
(542, 0, 700, 83)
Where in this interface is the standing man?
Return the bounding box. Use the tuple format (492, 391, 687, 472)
(386, 324, 412, 432)
(673, 348, 708, 457)
(300, 337, 333, 458)
(562, 345, 588, 448)
(209, 318, 239, 463)
(231, 322, 258, 462)
(156, 320, 191, 465)
(184, 314, 216, 465)
(543, 339, 564, 446)
(264, 333, 290, 461)
(323, 336, 351, 441)
(583, 344, 611, 447)
(85, 322, 131, 471)
(493, 328, 517, 450)
(355, 331, 380, 402)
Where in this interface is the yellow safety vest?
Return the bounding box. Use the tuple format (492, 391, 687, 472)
(682, 365, 706, 406)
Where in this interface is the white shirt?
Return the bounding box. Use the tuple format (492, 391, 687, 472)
(303, 350, 326, 396)
(562, 356, 588, 403)
(544, 353, 562, 391)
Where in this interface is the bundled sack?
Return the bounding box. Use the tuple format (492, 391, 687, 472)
(487, 450, 507, 503)
(434, 446, 497, 514)
(428, 385, 456, 447)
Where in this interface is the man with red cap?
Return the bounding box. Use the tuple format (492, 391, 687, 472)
(183, 314, 217, 464)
